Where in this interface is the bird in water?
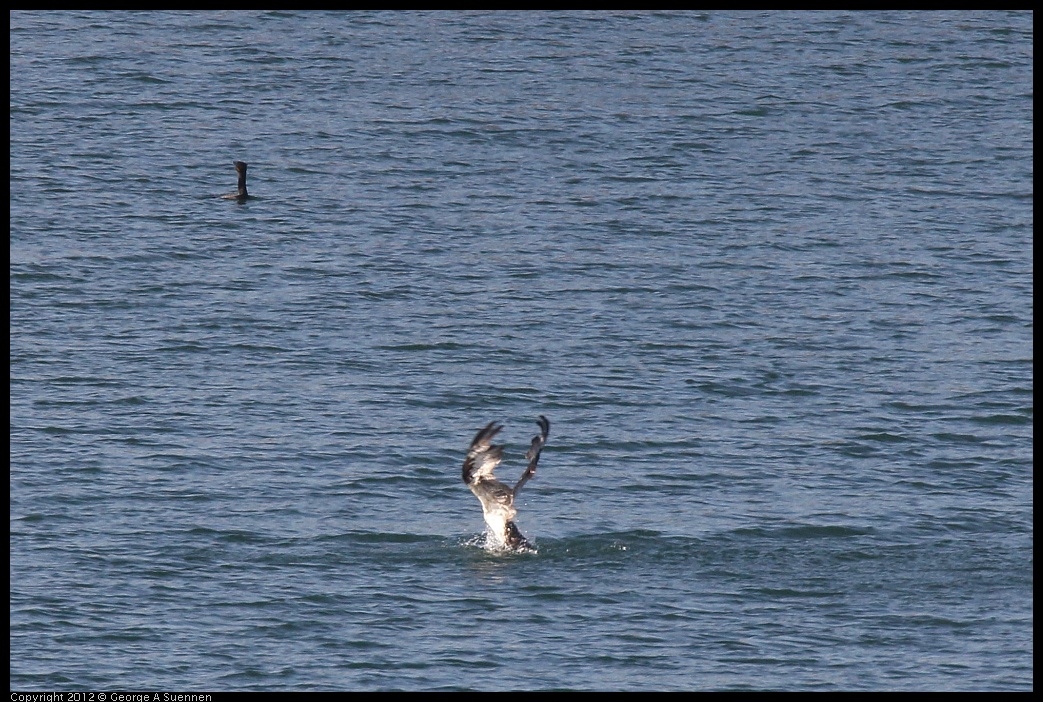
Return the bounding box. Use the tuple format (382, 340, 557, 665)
(221, 161, 251, 200)
(462, 416, 550, 553)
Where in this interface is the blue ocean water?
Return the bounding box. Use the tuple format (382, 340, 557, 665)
(9, 11, 1032, 691)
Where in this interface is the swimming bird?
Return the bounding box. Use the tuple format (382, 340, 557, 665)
(221, 161, 251, 200)
(462, 415, 550, 552)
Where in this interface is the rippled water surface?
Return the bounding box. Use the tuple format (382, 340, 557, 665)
(10, 11, 1033, 691)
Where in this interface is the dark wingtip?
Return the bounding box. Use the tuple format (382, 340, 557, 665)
(537, 415, 550, 436)
(472, 420, 503, 446)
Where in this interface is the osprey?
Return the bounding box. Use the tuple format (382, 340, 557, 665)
(462, 416, 550, 552)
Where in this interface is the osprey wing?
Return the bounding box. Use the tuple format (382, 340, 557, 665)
(462, 421, 504, 485)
